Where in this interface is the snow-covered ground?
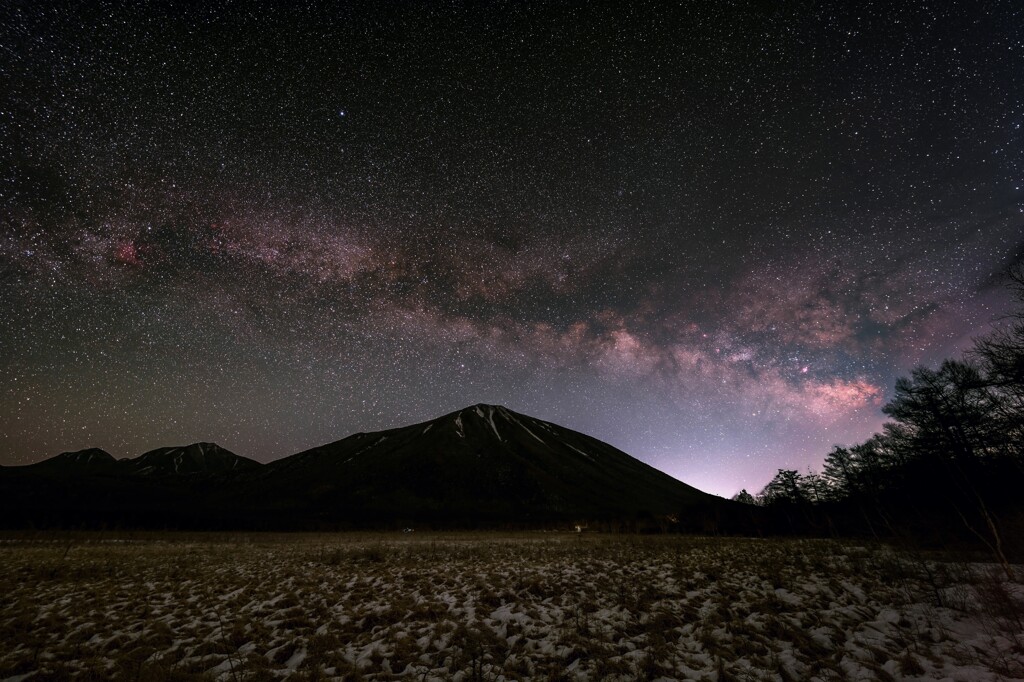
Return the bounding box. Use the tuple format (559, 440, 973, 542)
(1, 534, 1021, 681)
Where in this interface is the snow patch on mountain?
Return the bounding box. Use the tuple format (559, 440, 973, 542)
(501, 409, 546, 445)
(565, 443, 595, 461)
(483, 405, 503, 442)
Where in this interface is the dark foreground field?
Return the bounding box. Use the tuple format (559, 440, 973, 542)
(1, 533, 1022, 681)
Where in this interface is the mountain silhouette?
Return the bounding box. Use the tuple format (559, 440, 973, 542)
(27, 448, 118, 472)
(245, 404, 714, 525)
(24, 442, 258, 476)
(127, 443, 261, 476)
(0, 405, 725, 529)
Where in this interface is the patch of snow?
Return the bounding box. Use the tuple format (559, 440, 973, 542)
(284, 648, 306, 671)
(502, 411, 545, 445)
(564, 443, 594, 461)
(484, 406, 502, 442)
(347, 435, 389, 460)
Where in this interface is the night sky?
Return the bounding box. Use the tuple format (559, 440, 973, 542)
(1, 2, 1021, 497)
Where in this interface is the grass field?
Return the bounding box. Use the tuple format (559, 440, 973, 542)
(1, 532, 1022, 681)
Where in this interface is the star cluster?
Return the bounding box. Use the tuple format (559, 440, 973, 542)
(1, 2, 1021, 496)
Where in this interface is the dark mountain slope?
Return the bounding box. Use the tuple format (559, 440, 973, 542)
(126, 442, 261, 476)
(26, 448, 118, 473)
(0, 443, 262, 528)
(244, 404, 715, 524)
(0, 406, 726, 529)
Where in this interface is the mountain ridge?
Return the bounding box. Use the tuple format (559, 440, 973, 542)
(1, 404, 725, 528)
(26, 442, 258, 477)
(243, 403, 715, 523)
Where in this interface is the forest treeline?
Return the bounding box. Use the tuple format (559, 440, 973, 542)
(732, 267, 1024, 570)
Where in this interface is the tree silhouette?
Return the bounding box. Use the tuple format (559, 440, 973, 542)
(731, 489, 757, 505)
(755, 266, 1024, 574)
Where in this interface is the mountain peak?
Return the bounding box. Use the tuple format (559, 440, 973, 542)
(130, 443, 260, 476)
(264, 404, 715, 523)
(442, 403, 517, 440)
(30, 448, 117, 470)
(457, 403, 511, 417)
(62, 447, 116, 463)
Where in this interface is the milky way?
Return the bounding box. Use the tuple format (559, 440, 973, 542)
(1, 2, 1022, 496)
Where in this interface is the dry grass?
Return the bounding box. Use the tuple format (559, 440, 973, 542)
(0, 532, 1021, 681)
